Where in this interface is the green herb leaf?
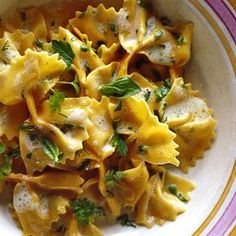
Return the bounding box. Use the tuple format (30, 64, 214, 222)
(154, 79, 171, 101)
(168, 184, 188, 202)
(99, 77, 141, 99)
(42, 138, 63, 164)
(177, 34, 187, 46)
(35, 39, 44, 48)
(109, 22, 118, 35)
(2, 40, 9, 52)
(71, 79, 80, 96)
(105, 170, 124, 189)
(80, 44, 89, 52)
(154, 30, 163, 40)
(137, 145, 149, 154)
(52, 40, 75, 67)
(0, 142, 5, 154)
(0, 154, 11, 180)
(144, 90, 151, 102)
(70, 198, 104, 225)
(117, 214, 136, 228)
(111, 132, 128, 157)
(49, 91, 65, 113)
(20, 121, 35, 132)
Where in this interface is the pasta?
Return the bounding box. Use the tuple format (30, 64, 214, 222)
(0, 0, 216, 235)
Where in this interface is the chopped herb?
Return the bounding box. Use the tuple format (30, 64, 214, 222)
(151, 69, 161, 81)
(42, 138, 63, 164)
(144, 90, 151, 101)
(137, 145, 149, 154)
(20, 11, 26, 21)
(105, 170, 124, 190)
(71, 76, 80, 96)
(99, 77, 141, 99)
(70, 198, 104, 225)
(20, 121, 35, 132)
(35, 39, 44, 48)
(111, 132, 128, 157)
(168, 184, 188, 202)
(177, 34, 187, 46)
(117, 214, 136, 228)
(2, 40, 9, 52)
(154, 79, 171, 101)
(114, 101, 122, 111)
(10, 147, 20, 159)
(109, 22, 116, 32)
(80, 44, 89, 52)
(0, 142, 5, 154)
(0, 154, 11, 180)
(154, 30, 163, 40)
(49, 91, 65, 113)
(52, 40, 75, 67)
(138, 0, 152, 11)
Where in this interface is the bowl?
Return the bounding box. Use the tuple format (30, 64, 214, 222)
(0, 0, 235, 235)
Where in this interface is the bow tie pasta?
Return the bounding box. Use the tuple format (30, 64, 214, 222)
(0, 0, 215, 235)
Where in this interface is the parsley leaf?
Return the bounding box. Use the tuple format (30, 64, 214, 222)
(137, 145, 149, 154)
(49, 91, 65, 113)
(2, 40, 9, 52)
(0, 154, 11, 180)
(70, 198, 104, 225)
(144, 90, 151, 101)
(52, 40, 75, 67)
(71, 78, 80, 96)
(168, 184, 188, 202)
(35, 39, 44, 48)
(117, 214, 136, 228)
(20, 121, 35, 132)
(111, 132, 128, 157)
(42, 138, 63, 164)
(154, 79, 171, 101)
(80, 44, 89, 52)
(99, 77, 141, 99)
(154, 30, 163, 40)
(0, 142, 5, 154)
(177, 34, 187, 46)
(105, 170, 124, 190)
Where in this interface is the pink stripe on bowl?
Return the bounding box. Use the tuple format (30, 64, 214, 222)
(204, 0, 236, 235)
(206, 0, 236, 44)
(207, 192, 236, 236)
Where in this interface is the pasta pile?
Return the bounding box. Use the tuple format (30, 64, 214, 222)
(0, 0, 216, 235)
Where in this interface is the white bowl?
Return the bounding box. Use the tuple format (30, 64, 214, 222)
(0, 0, 235, 235)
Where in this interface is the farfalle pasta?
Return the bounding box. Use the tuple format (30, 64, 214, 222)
(0, 0, 216, 235)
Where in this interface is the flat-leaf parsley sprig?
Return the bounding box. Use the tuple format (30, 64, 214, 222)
(70, 198, 104, 225)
